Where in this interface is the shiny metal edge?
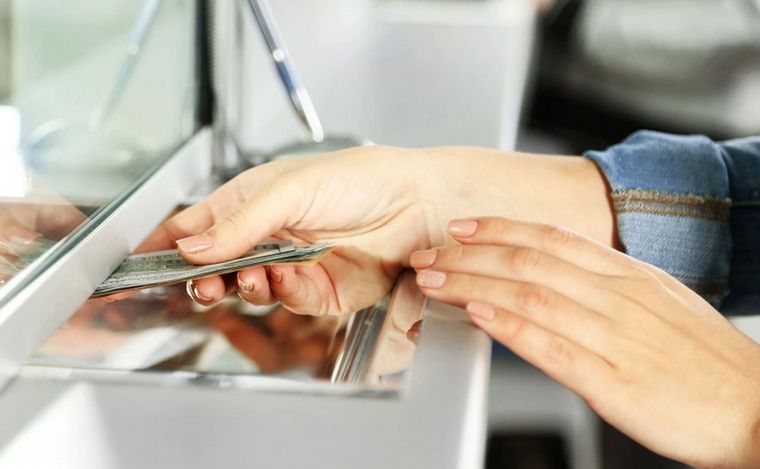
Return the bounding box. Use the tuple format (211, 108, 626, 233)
(0, 128, 212, 391)
(18, 366, 401, 399)
(331, 297, 389, 385)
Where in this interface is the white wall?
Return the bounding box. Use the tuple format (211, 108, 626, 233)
(231, 0, 536, 153)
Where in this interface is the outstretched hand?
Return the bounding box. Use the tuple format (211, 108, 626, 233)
(139, 147, 441, 316)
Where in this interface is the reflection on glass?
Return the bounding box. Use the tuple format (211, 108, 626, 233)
(27, 273, 427, 395)
(0, 1, 199, 297)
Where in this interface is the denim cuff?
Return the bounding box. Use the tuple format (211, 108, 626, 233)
(584, 130, 732, 305)
(717, 137, 760, 313)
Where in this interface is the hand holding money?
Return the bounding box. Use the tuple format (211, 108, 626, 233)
(131, 147, 440, 316)
(93, 240, 333, 297)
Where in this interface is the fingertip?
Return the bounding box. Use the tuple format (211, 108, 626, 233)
(237, 266, 276, 305)
(187, 276, 226, 305)
(448, 219, 479, 238)
(176, 231, 253, 266)
(237, 266, 266, 293)
(176, 233, 215, 255)
(268, 264, 294, 286)
(466, 301, 497, 321)
(269, 265, 322, 315)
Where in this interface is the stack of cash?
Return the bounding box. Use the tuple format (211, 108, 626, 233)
(92, 240, 332, 297)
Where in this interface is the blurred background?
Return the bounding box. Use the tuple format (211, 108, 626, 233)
(1, 1, 759, 468)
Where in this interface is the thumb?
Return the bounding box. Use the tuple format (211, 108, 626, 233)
(176, 179, 304, 264)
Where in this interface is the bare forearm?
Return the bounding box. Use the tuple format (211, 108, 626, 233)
(416, 147, 619, 248)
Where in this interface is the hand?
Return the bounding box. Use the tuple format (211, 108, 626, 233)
(0, 192, 86, 284)
(141, 147, 440, 316)
(141, 147, 615, 316)
(410, 217, 760, 468)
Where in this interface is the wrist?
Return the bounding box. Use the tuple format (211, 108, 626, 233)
(413, 147, 619, 248)
(744, 411, 760, 468)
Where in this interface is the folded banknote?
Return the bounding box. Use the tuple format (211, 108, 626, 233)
(92, 240, 333, 297)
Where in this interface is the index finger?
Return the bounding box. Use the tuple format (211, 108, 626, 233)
(448, 217, 635, 276)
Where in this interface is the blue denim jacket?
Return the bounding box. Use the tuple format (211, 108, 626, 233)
(584, 131, 760, 314)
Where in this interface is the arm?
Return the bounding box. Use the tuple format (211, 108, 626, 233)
(584, 130, 760, 310)
(415, 147, 617, 248)
(150, 146, 617, 316)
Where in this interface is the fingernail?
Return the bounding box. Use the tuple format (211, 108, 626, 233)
(448, 219, 478, 237)
(238, 276, 255, 293)
(186, 280, 213, 304)
(409, 249, 437, 268)
(416, 270, 446, 288)
(177, 234, 214, 254)
(467, 301, 496, 321)
(270, 266, 284, 284)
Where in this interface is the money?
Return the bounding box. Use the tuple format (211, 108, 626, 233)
(92, 240, 333, 297)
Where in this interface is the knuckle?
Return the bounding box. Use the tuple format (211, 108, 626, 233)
(451, 274, 475, 299)
(223, 209, 250, 235)
(448, 244, 467, 265)
(544, 338, 573, 366)
(517, 283, 551, 312)
(540, 224, 573, 251)
(502, 314, 525, 340)
(487, 217, 512, 240)
(510, 247, 541, 274)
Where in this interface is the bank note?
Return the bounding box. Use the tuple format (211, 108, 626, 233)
(92, 240, 333, 297)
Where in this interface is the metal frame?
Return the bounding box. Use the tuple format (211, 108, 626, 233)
(0, 128, 212, 391)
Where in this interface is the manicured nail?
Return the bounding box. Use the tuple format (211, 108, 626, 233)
(269, 266, 284, 284)
(176, 234, 214, 254)
(467, 301, 496, 321)
(409, 249, 437, 268)
(448, 219, 478, 237)
(186, 280, 213, 304)
(416, 270, 446, 288)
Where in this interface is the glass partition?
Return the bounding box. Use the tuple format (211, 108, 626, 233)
(0, 1, 201, 305)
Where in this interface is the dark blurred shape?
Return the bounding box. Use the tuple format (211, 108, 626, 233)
(526, 0, 760, 153)
(601, 421, 689, 469)
(485, 432, 569, 469)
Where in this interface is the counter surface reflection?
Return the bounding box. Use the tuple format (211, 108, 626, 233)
(25, 271, 426, 396)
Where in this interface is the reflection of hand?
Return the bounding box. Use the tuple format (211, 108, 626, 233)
(141, 147, 614, 316)
(0, 198, 86, 283)
(411, 217, 760, 468)
(208, 306, 338, 373)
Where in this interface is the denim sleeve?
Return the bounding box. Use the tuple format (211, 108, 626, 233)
(584, 130, 760, 312)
